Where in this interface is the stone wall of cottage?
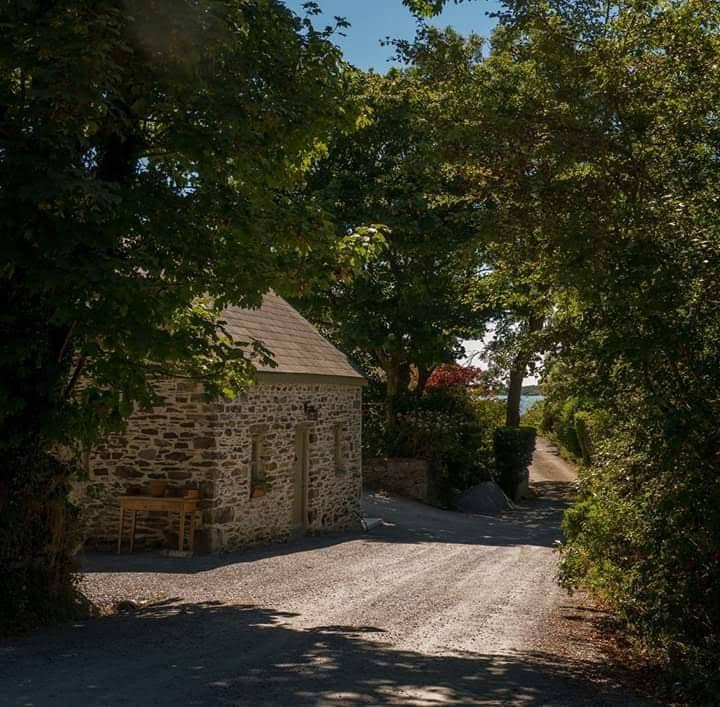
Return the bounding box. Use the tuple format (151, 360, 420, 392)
(74, 379, 363, 552)
(210, 382, 363, 550)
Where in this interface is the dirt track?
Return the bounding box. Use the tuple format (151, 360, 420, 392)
(0, 439, 652, 705)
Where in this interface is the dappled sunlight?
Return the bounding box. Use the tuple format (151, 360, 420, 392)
(2, 601, 643, 706)
(4, 441, 654, 706)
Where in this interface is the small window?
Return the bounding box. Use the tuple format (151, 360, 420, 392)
(334, 423, 345, 474)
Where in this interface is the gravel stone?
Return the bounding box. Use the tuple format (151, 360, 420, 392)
(0, 439, 655, 706)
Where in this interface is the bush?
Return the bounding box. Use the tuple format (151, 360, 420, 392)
(541, 345, 720, 701)
(473, 395, 506, 429)
(363, 387, 504, 503)
(393, 407, 463, 464)
(538, 363, 595, 460)
(559, 419, 720, 702)
(573, 411, 593, 465)
(361, 402, 389, 460)
(556, 397, 584, 458)
(537, 390, 608, 465)
(573, 410, 611, 465)
(493, 426, 536, 501)
(396, 388, 499, 499)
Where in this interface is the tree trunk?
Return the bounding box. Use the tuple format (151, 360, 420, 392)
(415, 365, 432, 394)
(505, 314, 544, 428)
(383, 358, 411, 425)
(397, 361, 411, 394)
(0, 290, 86, 633)
(385, 364, 401, 425)
(0, 435, 85, 635)
(505, 366, 525, 427)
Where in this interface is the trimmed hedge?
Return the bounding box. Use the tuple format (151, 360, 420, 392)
(493, 426, 536, 501)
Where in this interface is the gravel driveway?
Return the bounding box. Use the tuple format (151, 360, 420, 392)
(1, 439, 651, 706)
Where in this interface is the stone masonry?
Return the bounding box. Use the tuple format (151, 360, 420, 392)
(75, 379, 363, 552)
(363, 458, 431, 503)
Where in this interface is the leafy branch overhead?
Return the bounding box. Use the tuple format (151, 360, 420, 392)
(0, 0, 372, 631)
(0, 0, 369, 449)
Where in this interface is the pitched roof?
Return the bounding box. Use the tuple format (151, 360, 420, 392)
(222, 292, 364, 383)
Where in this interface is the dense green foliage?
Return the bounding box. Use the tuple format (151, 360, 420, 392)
(533, 356, 720, 700)
(492, 426, 536, 501)
(539, 357, 719, 699)
(542, 396, 584, 461)
(554, 380, 720, 700)
(363, 383, 504, 502)
(0, 0, 370, 632)
(519, 399, 543, 429)
(300, 67, 486, 410)
(408, 0, 720, 697)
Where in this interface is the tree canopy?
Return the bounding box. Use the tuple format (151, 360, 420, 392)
(401, 0, 720, 695)
(0, 0, 371, 631)
(0, 0, 367, 448)
(300, 64, 487, 406)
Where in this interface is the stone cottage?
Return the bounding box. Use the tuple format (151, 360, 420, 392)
(75, 292, 364, 552)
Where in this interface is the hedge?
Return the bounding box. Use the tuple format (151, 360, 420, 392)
(493, 426, 536, 501)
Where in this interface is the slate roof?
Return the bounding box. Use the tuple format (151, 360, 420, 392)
(221, 292, 364, 383)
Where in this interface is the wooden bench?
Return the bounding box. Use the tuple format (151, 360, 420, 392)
(117, 496, 199, 554)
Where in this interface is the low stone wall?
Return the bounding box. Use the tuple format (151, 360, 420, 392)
(363, 457, 430, 502)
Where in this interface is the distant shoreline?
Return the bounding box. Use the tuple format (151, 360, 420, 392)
(494, 394, 544, 415)
(493, 385, 542, 397)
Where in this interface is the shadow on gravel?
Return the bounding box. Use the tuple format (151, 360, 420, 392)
(363, 482, 574, 551)
(79, 530, 365, 575)
(81, 482, 577, 576)
(1, 601, 649, 707)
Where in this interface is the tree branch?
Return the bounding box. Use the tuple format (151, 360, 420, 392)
(62, 355, 86, 400)
(56, 321, 77, 365)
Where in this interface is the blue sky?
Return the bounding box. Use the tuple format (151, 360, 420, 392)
(283, 0, 501, 71)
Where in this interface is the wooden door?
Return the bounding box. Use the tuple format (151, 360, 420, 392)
(293, 426, 308, 530)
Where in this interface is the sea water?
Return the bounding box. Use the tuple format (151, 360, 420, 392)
(520, 395, 544, 415)
(495, 395, 544, 415)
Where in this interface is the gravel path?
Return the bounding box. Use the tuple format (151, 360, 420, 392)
(1, 439, 652, 706)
